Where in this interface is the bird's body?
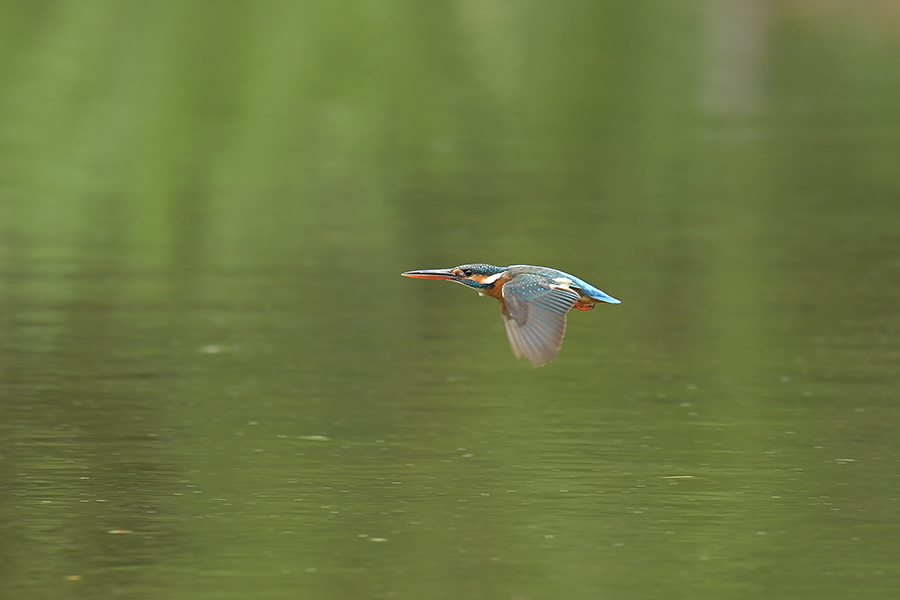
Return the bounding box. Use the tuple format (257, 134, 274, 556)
(402, 263, 620, 366)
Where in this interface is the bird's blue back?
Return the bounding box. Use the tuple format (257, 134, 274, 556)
(507, 265, 619, 303)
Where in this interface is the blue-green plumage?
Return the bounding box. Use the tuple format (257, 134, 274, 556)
(402, 263, 620, 366)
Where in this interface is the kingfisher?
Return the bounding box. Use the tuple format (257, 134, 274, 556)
(401, 264, 620, 367)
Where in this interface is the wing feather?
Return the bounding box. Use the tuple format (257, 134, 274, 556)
(501, 273, 579, 366)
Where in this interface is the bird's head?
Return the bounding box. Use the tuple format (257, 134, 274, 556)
(401, 263, 506, 289)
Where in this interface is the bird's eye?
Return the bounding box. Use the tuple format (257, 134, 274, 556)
(461, 269, 473, 277)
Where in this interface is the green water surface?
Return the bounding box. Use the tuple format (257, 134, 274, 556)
(1, 2, 899, 599)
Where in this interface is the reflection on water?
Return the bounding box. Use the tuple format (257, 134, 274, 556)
(2, 1, 900, 599)
(702, 0, 767, 117)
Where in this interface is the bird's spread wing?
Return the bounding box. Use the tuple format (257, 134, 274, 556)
(501, 273, 580, 366)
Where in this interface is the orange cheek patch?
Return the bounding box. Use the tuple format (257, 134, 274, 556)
(472, 274, 507, 300)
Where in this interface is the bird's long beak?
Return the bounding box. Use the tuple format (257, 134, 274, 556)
(401, 268, 459, 281)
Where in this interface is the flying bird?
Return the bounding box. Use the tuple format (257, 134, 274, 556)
(402, 263, 620, 366)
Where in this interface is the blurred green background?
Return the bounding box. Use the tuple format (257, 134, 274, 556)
(2, 1, 900, 599)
